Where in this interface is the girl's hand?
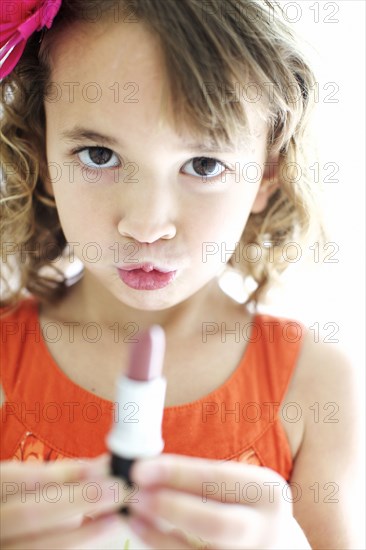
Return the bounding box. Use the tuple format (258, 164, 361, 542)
(0, 454, 127, 550)
(128, 454, 311, 550)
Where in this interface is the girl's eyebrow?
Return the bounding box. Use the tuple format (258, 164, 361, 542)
(59, 126, 243, 153)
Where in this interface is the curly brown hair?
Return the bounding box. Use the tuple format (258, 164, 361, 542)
(0, 0, 325, 313)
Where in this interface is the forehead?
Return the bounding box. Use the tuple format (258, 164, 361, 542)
(45, 19, 268, 151)
(47, 19, 164, 113)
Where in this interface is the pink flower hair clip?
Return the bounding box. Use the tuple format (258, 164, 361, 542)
(0, 0, 62, 80)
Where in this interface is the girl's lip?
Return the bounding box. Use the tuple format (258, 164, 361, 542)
(117, 262, 176, 273)
(117, 267, 177, 290)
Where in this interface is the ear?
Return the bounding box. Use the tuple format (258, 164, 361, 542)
(251, 155, 280, 214)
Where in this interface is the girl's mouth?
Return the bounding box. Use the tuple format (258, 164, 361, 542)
(117, 267, 177, 290)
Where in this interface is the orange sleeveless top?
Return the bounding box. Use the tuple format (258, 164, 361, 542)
(0, 297, 305, 481)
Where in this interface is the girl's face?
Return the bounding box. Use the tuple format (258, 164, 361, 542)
(44, 20, 272, 311)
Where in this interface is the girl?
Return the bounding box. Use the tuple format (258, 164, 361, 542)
(0, 0, 361, 548)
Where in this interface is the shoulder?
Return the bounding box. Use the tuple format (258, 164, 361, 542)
(260, 310, 361, 413)
(294, 327, 361, 462)
(296, 329, 362, 473)
(295, 327, 360, 408)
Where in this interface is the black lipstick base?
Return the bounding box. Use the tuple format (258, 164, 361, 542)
(110, 454, 134, 516)
(111, 453, 134, 485)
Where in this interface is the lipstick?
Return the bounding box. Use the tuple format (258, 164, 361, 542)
(106, 325, 167, 510)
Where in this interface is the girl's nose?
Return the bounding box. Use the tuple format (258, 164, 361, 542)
(116, 184, 177, 244)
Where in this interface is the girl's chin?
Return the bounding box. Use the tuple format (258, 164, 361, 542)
(114, 288, 186, 311)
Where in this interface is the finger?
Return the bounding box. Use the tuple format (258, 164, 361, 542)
(129, 488, 261, 549)
(1, 476, 129, 541)
(0, 454, 111, 489)
(128, 514, 195, 550)
(130, 454, 287, 508)
(2, 512, 123, 550)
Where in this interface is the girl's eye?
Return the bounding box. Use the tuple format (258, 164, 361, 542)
(75, 147, 120, 169)
(182, 157, 230, 179)
(71, 147, 231, 181)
